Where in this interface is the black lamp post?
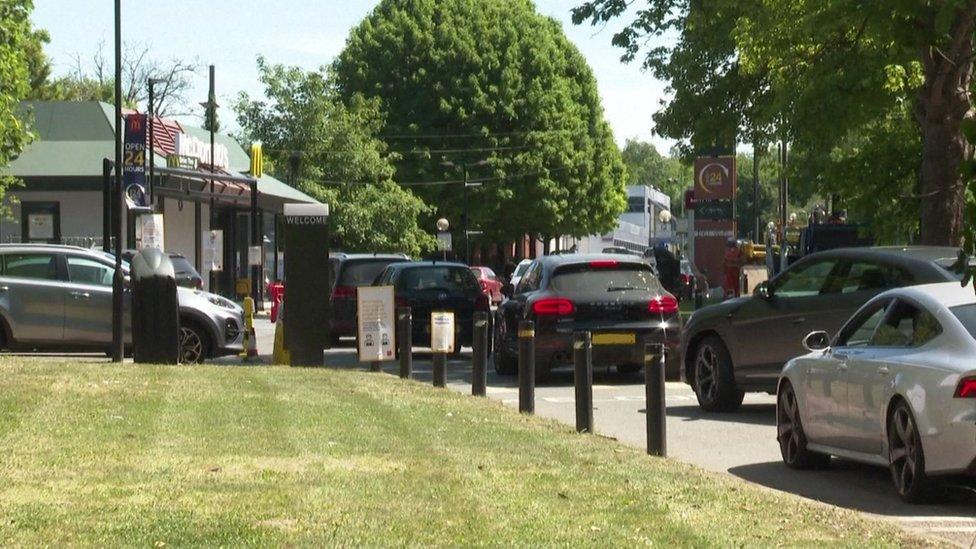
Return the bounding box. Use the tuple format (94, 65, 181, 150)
(441, 159, 489, 265)
(111, 0, 124, 362)
(147, 77, 167, 206)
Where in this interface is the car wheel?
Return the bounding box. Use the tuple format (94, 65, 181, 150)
(888, 401, 932, 503)
(777, 380, 830, 469)
(493, 322, 517, 375)
(179, 323, 210, 364)
(692, 336, 744, 412)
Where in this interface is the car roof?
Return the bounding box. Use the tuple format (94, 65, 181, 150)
(386, 261, 470, 270)
(535, 253, 651, 268)
(815, 246, 961, 264)
(0, 243, 95, 254)
(883, 281, 976, 310)
(331, 253, 410, 261)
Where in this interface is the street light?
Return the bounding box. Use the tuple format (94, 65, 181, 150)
(436, 218, 450, 232)
(441, 159, 489, 265)
(436, 218, 450, 261)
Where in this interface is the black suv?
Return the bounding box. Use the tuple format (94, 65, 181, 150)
(330, 253, 410, 343)
(494, 254, 681, 378)
(374, 261, 490, 352)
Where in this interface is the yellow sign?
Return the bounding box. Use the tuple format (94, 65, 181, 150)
(592, 333, 636, 346)
(250, 142, 263, 177)
(235, 278, 251, 296)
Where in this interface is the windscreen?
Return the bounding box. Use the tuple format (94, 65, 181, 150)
(169, 256, 198, 277)
(399, 267, 479, 293)
(950, 304, 976, 340)
(550, 263, 662, 293)
(339, 259, 404, 286)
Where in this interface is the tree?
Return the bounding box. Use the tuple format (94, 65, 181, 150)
(333, 0, 627, 247)
(44, 43, 199, 116)
(574, 0, 976, 246)
(0, 0, 39, 212)
(234, 58, 436, 256)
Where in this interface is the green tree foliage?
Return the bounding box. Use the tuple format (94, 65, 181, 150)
(333, 0, 627, 244)
(0, 0, 39, 209)
(575, 0, 976, 246)
(234, 58, 436, 256)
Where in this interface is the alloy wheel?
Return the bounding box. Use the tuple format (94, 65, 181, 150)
(889, 406, 920, 497)
(695, 345, 718, 402)
(777, 385, 802, 465)
(180, 326, 204, 364)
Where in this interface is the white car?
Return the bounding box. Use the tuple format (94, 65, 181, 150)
(508, 259, 533, 289)
(777, 281, 976, 502)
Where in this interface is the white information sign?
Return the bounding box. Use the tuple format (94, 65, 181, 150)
(136, 214, 165, 250)
(248, 245, 263, 266)
(437, 232, 453, 251)
(28, 214, 54, 240)
(357, 286, 396, 362)
(204, 230, 223, 272)
(430, 311, 455, 354)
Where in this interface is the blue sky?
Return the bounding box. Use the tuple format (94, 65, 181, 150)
(32, 0, 673, 152)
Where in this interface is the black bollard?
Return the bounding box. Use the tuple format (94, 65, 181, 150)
(398, 307, 412, 379)
(518, 320, 535, 414)
(645, 342, 667, 456)
(472, 311, 490, 396)
(433, 352, 447, 388)
(370, 360, 382, 373)
(573, 331, 594, 433)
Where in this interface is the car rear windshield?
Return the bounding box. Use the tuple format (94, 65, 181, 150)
(513, 262, 531, 277)
(339, 259, 405, 286)
(550, 263, 662, 293)
(950, 304, 976, 340)
(169, 256, 199, 277)
(399, 266, 479, 293)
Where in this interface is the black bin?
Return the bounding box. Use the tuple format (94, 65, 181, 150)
(131, 248, 180, 364)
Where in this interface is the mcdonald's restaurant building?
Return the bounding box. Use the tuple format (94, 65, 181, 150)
(0, 101, 320, 299)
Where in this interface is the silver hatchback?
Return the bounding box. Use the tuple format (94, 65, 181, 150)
(0, 244, 244, 362)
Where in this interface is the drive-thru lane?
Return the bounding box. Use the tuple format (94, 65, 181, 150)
(241, 319, 976, 546)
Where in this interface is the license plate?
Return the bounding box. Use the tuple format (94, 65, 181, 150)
(592, 333, 635, 345)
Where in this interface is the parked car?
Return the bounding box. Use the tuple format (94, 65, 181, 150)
(0, 244, 243, 363)
(509, 259, 533, 289)
(494, 254, 681, 378)
(330, 253, 411, 344)
(122, 249, 204, 289)
(374, 261, 490, 352)
(470, 266, 504, 305)
(681, 246, 969, 412)
(777, 282, 976, 503)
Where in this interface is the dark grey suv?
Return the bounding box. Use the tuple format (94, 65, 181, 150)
(680, 247, 966, 412)
(0, 244, 244, 363)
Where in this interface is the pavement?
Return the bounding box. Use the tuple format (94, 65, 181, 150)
(144, 318, 976, 545)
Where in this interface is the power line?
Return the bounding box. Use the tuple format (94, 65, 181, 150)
(376, 128, 578, 140)
(315, 164, 582, 187)
(260, 145, 534, 156)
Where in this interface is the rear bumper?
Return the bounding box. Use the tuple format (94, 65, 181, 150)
(921, 408, 976, 475)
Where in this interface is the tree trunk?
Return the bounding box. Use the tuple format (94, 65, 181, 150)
(542, 234, 552, 256)
(916, 3, 976, 246)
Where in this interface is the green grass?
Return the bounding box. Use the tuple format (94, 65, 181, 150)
(0, 359, 921, 547)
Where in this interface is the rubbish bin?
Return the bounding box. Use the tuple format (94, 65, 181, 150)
(131, 248, 180, 364)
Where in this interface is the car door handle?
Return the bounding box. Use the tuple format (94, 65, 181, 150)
(792, 317, 806, 324)
(69, 291, 91, 300)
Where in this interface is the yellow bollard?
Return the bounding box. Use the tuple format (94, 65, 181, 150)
(272, 300, 290, 365)
(240, 295, 259, 360)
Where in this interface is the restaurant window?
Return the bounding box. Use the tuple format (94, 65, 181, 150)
(21, 202, 61, 243)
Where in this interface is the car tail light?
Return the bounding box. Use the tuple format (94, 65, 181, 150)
(648, 295, 679, 315)
(331, 285, 356, 300)
(532, 297, 575, 316)
(954, 376, 976, 398)
(476, 293, 490, 311)
(589, 260, 619, 269)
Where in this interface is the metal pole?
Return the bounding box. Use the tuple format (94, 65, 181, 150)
(148, 80, 155, 205)
(102, 158, 112, 253)
(207, 65, 216, 294)
(518, 320, 535, 414)
(464, 165, 469, 265)
(433, 352, 447, 388)
(111, 0, 124, 363)
(250, 180, 260, 306)
(397, 307, 412, 379)
(573, 331, 593, 433)
(472, 311, 489, 396)
(645, 342, 667, 456)
(753, 144, 760, 242)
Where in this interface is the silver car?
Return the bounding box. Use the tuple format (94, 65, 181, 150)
(0, 244, 244, 363)
(777, 282, 976, 502)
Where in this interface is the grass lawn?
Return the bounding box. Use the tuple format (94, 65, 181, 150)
(0, 359, 921, 546)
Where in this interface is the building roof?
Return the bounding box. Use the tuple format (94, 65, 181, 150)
(3, 101, 318, 205)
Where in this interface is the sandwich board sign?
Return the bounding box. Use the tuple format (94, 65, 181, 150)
(357, 285, 396, 362)
(430, 311, 455, 354)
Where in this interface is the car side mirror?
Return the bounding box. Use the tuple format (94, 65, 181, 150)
(755, 281, 772, 300)
(501, 283, 515, 298)
(802, 331, 831, 352)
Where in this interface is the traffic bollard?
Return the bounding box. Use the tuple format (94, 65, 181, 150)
(398, 307, 412, 379)
(645, 342, 667, 457)
(433, 352, 447, 388)
(573, 331, 594, 433)
(370, 360, 382, 373)
(518, 320, 535, 414)
(472, 311, 490, 396)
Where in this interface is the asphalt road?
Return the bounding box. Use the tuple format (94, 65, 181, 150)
(234, 318, 976, 546)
